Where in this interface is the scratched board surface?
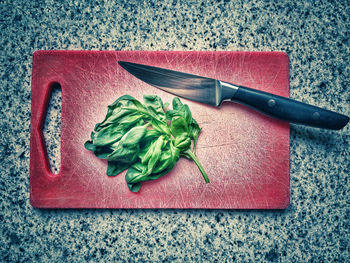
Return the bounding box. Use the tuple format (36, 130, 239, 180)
(30, 51, 290, 209)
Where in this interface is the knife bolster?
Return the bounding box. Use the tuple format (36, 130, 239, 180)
(219, 81, 240, 104)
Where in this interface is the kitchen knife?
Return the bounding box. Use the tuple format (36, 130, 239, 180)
(118, 61, 349, 130)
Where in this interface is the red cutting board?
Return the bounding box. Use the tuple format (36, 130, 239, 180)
(30, 50, 290, 209)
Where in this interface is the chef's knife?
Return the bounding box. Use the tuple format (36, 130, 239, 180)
(118, 61, 349, 130)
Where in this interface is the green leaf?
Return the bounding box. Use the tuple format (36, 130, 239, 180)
(152, 149, 174, 174)
(103, 111, 142, 128)
(125, 164, 143, 192)
(170, 116, 188, 138)
(119, 125, 147, 147)
(107, 145, 139, 163)
(118, 113, 144, 126)
(84, 141, 95, 151)
(141, 139, 157, 165)
(107, 126, 147, 162)
(108, 95, 136, 110)
(174, 136, 191, 150)
(94, 123, 102, 132)
(178, 104, 192, 124)
(189, 118, 201, 151)
(102, 95, 136, 122)
(127, 182, 141, 192)
(85, 140, 112, 159)
(169, 142, 181, 161)
(93, 123, 126, 146)
(149, 117, 170, 135)
(107, 161, 129, 176)
(144, 136, 164, 176)
(125, 163, 148, 184)
(165, 109, 178, 121)
(143, 95, 166, 121)
(172, 97, 183, 110)
(147, 166, 174, 181)
(166, 104, 192, 124)
(100, 96, 145, 127)
(94, 148, 113, 159)
(141, 129, 161, 143)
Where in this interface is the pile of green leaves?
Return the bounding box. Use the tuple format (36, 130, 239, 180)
(85, 94, 209, 192)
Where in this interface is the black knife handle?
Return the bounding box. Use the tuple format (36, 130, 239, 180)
(230, 86, 349, 130)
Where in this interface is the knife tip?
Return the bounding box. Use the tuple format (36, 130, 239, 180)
(118, 61, 137, 69)
(118, 61, 131, 70)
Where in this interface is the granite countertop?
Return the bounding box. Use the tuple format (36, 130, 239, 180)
(1, 0, 349, 262)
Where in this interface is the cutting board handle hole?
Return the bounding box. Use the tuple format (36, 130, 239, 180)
(42, 82, 62, 175)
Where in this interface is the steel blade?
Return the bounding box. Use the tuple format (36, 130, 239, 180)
(118, 61, 222, 106)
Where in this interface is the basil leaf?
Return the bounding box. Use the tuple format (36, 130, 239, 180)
(93, 123, 126, 147)
(165, 109, 178, 121)
(141, 129, 161, 143)
(170, 116, 188, 138)
(140, 139, 157, 165)
(144, 136, 164, 176)
(178, 104, 192, 124)
(84, 141, 112, 159)
(94, 148, 112, 159)
(172, 97, 183, 110)
(127, 182, 141, 192)
(94, 123, 102, 132)
(150, 117, 170, 135)
(102, 95, 137, 123)
(107, 161, 129, 176)
(107, 145, 139, 163)
(189, 118, 201, 151)
(119, 125, 147, 147)
(101, 95, 146, 127)
(152, 150, 174, 174)
(107, 126, 147, 162)
(147, 166, 174, 181)
(174, 136, 191, 150)
(125, 163, 148, 184)
(143, 95, 166, 121)
(125, 163, 143, 192)
(84, 140, 95, 151)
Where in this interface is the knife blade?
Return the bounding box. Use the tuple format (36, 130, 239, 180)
(118, 61, 349, 130)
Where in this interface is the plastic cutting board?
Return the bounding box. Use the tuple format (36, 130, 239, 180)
(30, 50, 290, 209)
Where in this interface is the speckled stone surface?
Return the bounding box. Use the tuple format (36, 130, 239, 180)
(0, 0, 349, 262)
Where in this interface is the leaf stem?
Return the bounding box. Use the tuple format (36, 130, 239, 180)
(185, 150, 209, 184)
